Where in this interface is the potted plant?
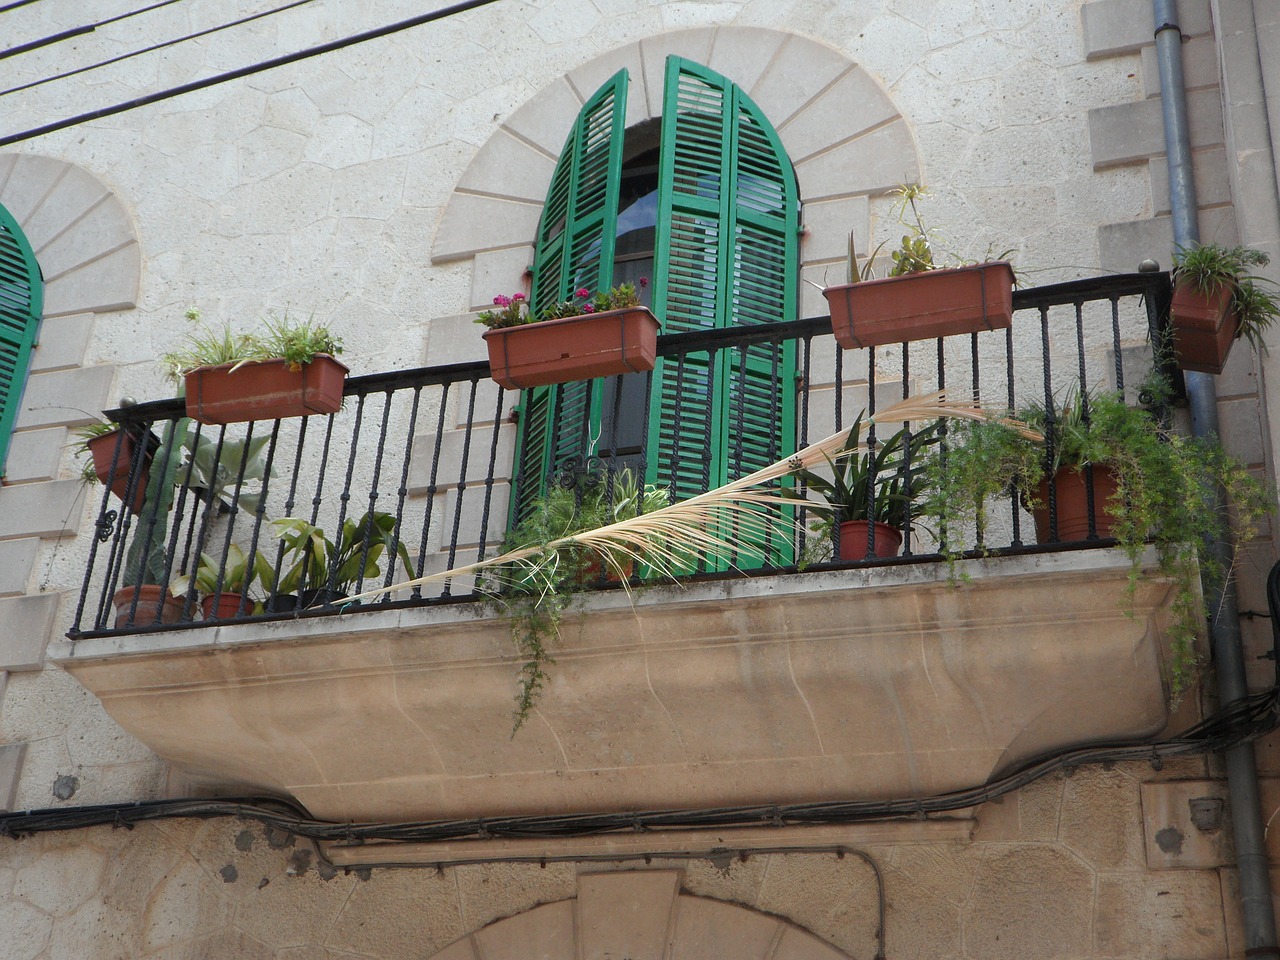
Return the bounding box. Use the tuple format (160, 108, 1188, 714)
(163, 308, 347, 425)
(170, 543, 272, 620)
(922, 382, 1271, 695)
(267, 510, 416, 611)
(483, 466, 671, 728)
(1170, 243, 1280, 374)
(477, 281, 659, 390)
(823, 185, 1015, 349)
(111, 419, 190, 628)
(786, 414, 942, 559)
(75, 421, 159, 513)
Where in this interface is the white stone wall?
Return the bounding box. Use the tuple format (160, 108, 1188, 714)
(0, 1, 1277, 956)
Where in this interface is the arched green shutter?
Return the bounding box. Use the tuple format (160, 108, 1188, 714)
(0, 203, 42, 475)
(647, 57, 798, 562)
(511, 70, 629, 521)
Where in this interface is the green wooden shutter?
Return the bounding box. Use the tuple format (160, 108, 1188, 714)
(512, 71, 629, 521)
(0, 203, 42, 476)
(647, 57, 798, 564)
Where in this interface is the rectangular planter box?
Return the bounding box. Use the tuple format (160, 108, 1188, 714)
(1170, 284, 1237, 375)
(824, 261, 1015, 349)
(483, 307, 660, 390)
(184, 354, 348, 425)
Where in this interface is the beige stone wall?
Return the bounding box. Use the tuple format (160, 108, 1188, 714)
(0, 0, 1278, 957)
(0, 758, 1255, 960)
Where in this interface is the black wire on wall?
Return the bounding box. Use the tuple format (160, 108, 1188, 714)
(0, 0, 507, 147)
(0, 0, 188, 60)
(1, 0, 321, 97)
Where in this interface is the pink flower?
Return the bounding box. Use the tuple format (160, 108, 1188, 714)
(493, 294, 512, 307)
(639, 277, 648, 287)
(512, 293, 526, 301)
(582, 304, 595, 313)
(574, 288, 590, 298)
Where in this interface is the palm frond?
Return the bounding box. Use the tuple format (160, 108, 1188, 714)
(343, 391, 1027, 605)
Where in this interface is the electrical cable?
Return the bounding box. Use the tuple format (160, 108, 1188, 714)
(0, 0, 506, 147)
(0, 0, 187, 60)
(2, 685, 1275, 845)
(1, 0, 321, 98)
(0, 0, 46, 14)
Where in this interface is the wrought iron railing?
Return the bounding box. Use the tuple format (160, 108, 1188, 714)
(69, 271, 1175, 639)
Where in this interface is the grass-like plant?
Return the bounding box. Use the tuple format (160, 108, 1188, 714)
(1172, 242, 1280, 351)
(924, 384, 1272, 697)
(162, 306, 343, 379)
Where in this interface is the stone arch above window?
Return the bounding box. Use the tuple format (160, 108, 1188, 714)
(0, 154, 141, 318)
(428, 870, 852, 960)
(431, 27, 920, 314)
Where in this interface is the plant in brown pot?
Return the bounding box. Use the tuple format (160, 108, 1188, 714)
(476, 281, 659, 390)
(823, 184, 1016, 349)
(163, 308, 347, 425)
(923, 381, 1271, 696)
(1169, 243, 1280, 374)
(786, 413, 942, 560)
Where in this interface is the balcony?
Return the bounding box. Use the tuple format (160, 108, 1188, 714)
(51, 272, 1191, 824)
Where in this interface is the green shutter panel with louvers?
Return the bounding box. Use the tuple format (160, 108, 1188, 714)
(0, 203, 42, 476)
(511, 70, 629, 522)
(647, 57, 798, 565)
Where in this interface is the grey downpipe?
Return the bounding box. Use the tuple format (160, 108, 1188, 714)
(1153, 2, 1278, 955)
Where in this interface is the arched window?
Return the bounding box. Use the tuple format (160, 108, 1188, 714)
(512, 57, 799, 551)
(0, 202, 42, 475)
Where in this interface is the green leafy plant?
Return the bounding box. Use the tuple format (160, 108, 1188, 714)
(181, 433, 272, 517)
(1172, 243, 1280, 351)
(475, 281, 646, 329)
(170, 543, 272, 603)
(162, 306, 343, 379)
(482, 467, 671, 730)
(269, 510, 416, 599)
(787, 414, 943, 528)
(924, 385, 1272, 698)
(257, 311, 343, 370)
(121, 419, 192, 588)
(72, 420, 120, 484)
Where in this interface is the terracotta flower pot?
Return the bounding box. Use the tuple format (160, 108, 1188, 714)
(483, 307, 660, 390)
(837, 520, 903, 560)
(1170, 284, 1238, 375)
(184, 354, 348, 425)
(201, 592, 252, 620)
(1032, 466, 1121, 543)
(112, 585, 184, 629)
(825, 261, 1014, 350)
(87, 429, 154, 513)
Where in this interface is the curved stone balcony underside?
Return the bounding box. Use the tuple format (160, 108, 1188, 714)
(51, 547, 1182, 823)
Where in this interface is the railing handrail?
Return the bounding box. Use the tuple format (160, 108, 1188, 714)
(106, 271, 1174, 425)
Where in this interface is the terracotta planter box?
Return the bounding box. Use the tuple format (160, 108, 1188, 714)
(824, 261, 1015, 349)
(184, 354, 348, 425)
(112, 585, 185, 629)
(87, 429, 155, 513)
(483, 307, 660, 390)
(1032, 466, 1120, 543)
(1170, 284, 1238, 375)
(837, 520, 903, 560)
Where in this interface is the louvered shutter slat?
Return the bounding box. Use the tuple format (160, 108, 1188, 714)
(0, 204, 42, 474)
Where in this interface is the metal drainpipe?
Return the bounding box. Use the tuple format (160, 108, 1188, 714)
(1153, 2, 1279, 954)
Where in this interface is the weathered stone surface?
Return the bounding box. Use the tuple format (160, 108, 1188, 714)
(3, 427, 66, 485)
(0, 742, 26, 812)
(1060, 767, 1146, 869)
(12, 366, 114, 430)
(1141, 779, 1232, 869)
(0, 481, 85, 540)
(1095, 871, 1226, 957)
(0, 593, 59, 671)
(28, 314, 95, 373)
(963, 846, 1092, 959)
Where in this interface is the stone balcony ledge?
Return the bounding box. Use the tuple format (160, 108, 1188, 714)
(50, 547, 1183, 823)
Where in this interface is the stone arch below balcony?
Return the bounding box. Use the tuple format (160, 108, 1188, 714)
(427, 870, 853, 960)
(428, 26, 921, 321)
